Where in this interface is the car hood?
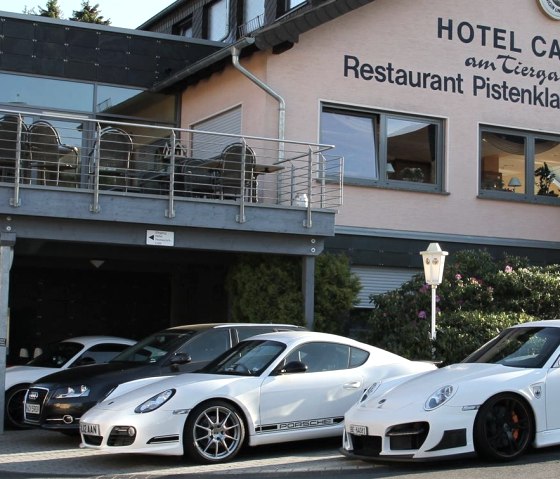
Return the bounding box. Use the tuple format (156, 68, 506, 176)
(368, 362, 546, 410)
(94, 373, 253, 412)
(5, 366, 59, 389)
(30, 362, 150, 386)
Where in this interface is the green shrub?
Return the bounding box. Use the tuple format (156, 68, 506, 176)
(225, 252, 361, 330)
(365, 249, 560, 363)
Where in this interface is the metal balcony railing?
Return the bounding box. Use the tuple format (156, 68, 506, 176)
(0, 109, 343, 225)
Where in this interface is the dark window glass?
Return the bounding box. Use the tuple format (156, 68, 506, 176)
(178, 329, 230, 361)
(480, 127, 560, 202)
(110, 331, 196, 364)
(0, 73, 93, 112)
(70, 342, 131, 366)
(321, 110, 377, 179)
(285, 342, 351, 372)
(206, 0, 229, 41)
(349, 347, 370, 367)
(463, 327, 560, 369)
(243, 0, 265, 33)
(321, 105, 443, 191)
(27, 341, 84, 368)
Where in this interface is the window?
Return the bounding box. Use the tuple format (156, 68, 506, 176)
(320, 105, 444, 191)
(480, 126, 560, 203)
(177, 16, 193, 38)
(242, 0, 265, 33)
(71, 342, 131, 366)
(288, 0, 306, 9)
(278, 0, 306, 17)
(285, 342, 351, 372)
(205, 0, 229, 41)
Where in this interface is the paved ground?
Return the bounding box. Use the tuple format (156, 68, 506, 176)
(0, 429, 371, 479)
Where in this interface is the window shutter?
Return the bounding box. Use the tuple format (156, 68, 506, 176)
(192, 107, 242, 159)
(351, 266, 419, 308)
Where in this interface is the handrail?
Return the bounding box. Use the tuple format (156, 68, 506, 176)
(0, 108, 343, 225)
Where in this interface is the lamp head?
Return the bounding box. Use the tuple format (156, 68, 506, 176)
(420, 242, 449, 286)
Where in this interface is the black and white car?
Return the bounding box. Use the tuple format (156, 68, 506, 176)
(24, 323, 304, 433)
(5, 335, 135, 428)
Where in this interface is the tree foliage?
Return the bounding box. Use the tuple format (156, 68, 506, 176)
(365, 249, 560, 364)
(224, 252, 361, 332)
(70, 1, 110, 25)
(25, 1, 110, 24)
(38, 0, 63, 18)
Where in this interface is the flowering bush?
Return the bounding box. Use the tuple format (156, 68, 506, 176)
(364, 249, 559, 364)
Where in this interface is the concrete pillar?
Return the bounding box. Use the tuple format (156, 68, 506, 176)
(0, 232, 15, 434)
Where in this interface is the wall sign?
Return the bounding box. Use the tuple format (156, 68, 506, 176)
(343, 17, 560, 111)
(538, 0, 560, 20)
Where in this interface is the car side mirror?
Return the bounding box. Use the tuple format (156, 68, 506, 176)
(273, 360, 308, 375)
(169, 352, 192, 366)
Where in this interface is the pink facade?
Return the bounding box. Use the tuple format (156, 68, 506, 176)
(182, 0, 560, 245)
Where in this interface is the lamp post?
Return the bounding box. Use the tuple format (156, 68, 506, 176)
(420, 243, 448, 343)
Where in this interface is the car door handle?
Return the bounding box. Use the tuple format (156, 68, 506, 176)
(343, 381, 362, 389)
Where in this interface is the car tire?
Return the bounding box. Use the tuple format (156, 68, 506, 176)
(473, 393, 534, 461)
(183, 400, 246, 464)
(5, 384, 31, 430)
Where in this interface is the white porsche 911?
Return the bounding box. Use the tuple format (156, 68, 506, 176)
(342, 320, 560, 463)
(79, 330, 435, 463)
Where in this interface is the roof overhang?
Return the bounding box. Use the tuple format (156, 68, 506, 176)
(152, 0, 376, 92)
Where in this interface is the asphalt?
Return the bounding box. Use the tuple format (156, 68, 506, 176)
(0, 428, 371, 479)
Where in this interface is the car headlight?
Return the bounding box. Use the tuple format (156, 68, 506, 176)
(53, 385, 90, 399)
(360, 382, 381, 403)
(134, 389, 175, 414)
(424, 385, 455, 410)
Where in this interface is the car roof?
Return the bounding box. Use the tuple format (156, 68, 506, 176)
(244, 330, 379, 349)
(242, 331, 408, 361)
(60, 336, 136, 345)
(514, 319, 560, 329)
(165, 323, 305, 333)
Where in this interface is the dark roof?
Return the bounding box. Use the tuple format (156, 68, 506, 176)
(253, 0, 376, 50)
(0, 10, 223, 89)
(152, 0, 376, 92)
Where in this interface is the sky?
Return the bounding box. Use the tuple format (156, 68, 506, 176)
(0, 1, 177, 29)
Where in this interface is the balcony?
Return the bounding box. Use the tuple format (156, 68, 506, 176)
(0, 109, 342, 255)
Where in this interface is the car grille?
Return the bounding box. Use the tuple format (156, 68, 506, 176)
(82, 434, 103, 446)
(386, 422, 429, 450)
(107, 426, 136, 446)
(349, 434, 382, 457)
(24, 387, 49, 424)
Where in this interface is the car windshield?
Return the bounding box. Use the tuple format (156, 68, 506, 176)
(110, 330, 197, 364)
(463, 326, 560, 368)
(200, 339, 286, 376)
(27, 342, 83, 368)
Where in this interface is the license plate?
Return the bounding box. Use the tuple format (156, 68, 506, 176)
(25, 403, 40, 415)
(80, 422, 100, 435)
(349, 424, 368, 436)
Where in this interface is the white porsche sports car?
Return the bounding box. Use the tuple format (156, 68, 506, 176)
(342, 320, 560, 463)
(79, 331, 435, 463)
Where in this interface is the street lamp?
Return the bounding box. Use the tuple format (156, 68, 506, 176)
(420, 243, 448, 342)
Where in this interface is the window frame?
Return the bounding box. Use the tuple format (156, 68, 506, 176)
(479, 125, 560, 205)
(203, 0, 230, 41)
(320, 103, 445, 193)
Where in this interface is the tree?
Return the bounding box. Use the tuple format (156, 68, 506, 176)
(224, 252, 361, 332)
(38, 0, 63, 18)
(70, 1, 110, 25)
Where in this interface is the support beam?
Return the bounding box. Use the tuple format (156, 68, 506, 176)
(0, 232, 15, 434)
(302, 256, 315, 330)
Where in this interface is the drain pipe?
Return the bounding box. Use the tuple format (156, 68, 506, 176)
(231, 40, 285, 163)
